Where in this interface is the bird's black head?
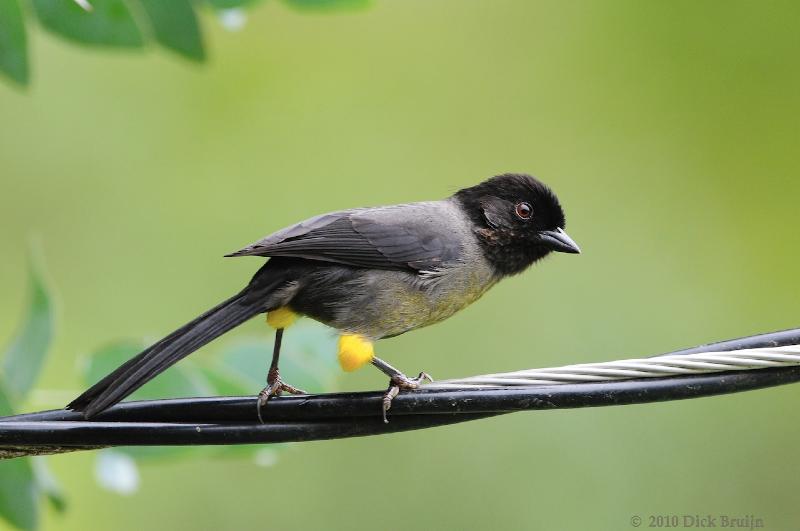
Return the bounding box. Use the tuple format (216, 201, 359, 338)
(454, 173, 580, 276)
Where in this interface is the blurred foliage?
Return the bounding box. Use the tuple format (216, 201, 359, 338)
(0, 0, 371, 87)
(0, 248, 60, 531)
(0, 0, 27, 84)
(31, 0, 144, 49)
(0, 248, 339, 529)
(137, 0, 204, 62)
(2, 248, 54, 402)
(82, 320, 337, 466)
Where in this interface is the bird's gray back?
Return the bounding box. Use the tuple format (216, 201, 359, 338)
(228, 199, 472, 272)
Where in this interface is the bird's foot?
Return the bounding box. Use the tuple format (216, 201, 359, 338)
(256, 368, 307, 423)
(382, 371, 432, 424)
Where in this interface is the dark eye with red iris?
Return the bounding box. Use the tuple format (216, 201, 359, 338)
(514, 202, 533, 220)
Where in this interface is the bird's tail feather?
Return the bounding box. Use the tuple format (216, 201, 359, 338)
(67, 288, 268, 418)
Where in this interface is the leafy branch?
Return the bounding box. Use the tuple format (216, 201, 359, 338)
(0, 0, 371, 87)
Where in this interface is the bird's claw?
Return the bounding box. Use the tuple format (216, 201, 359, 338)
(256, 369, 306, 424)
(382, 371, 432, 424)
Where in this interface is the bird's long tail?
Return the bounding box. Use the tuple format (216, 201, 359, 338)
(67, 284, 273, 418)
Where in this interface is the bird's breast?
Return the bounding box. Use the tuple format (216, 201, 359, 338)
(291, 259, 498, 340)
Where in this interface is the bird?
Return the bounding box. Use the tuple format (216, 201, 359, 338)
(67, 173, 580, 422)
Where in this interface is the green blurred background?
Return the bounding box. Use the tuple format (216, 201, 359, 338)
(2, 0, 800, 529)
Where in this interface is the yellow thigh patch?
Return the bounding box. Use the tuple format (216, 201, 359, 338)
(337, 334, 375, 372)
(266, 307, 298, 329)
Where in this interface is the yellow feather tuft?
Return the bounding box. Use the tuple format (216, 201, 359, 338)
(266, 307, 298, 329)
(337, 334, 375, 372)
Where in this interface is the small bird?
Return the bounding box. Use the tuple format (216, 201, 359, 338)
(67, 173, 580, 422)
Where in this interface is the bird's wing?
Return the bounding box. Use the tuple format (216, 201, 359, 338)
(226, 202, 464, 271)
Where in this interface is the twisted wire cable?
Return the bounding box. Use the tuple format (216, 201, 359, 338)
(427, 345, 800, 388)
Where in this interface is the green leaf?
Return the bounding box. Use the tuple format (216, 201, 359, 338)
(207, 0, 263, 9)
(0, 459, 38, 531)
(216, 321, 339, 395)
(0, 380, 14, 417)
(84, 340, 213, 461)
(137, 0, 205, 62)
(199, 322, 336, 462)
(83, 340, 213, 401)
(32, 458, 66, 514)
(2, 247, 55, 403)
(196, 365, 251, 396)
(0, 0, 28, 85)
(281, 0, 371, 12)
(31, 0, 143, 48)
(0, 383, 38, 531)
(278, 322, 340, 392)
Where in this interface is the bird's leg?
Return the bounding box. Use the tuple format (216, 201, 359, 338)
(257, 328, 306, 423)
(371, 356, 432, 424)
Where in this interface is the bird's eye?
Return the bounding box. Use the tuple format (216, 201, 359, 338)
(514, 202, 533, 220)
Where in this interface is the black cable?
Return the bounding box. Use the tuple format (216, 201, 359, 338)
(1, 327, 799, 453)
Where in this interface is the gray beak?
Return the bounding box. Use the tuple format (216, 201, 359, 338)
(537, 227, 581, 254)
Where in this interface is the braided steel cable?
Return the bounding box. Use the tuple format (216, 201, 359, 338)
(427, 345, 800, 388)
